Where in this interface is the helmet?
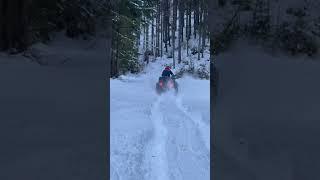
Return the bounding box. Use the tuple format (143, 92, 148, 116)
(165, 66, 171, 70)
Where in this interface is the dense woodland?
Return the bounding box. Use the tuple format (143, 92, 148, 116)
(0, 0, 209, 77)
(210, 0, 320, 56)
(2, 0, 319, 76)
(0, 0, 112, 52)
(109, 0, 210, 77)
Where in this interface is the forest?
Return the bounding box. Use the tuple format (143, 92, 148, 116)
(109, 0, 210, 77)
(1, 0, 320, 63)
(110, 2, 211, 180)
(1, 0, 320, 180)
(0, 0, 111, 51)
(210, 0, 320, 56)
(0, 0, 210, 78)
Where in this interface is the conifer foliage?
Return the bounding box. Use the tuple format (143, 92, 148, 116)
(0, 0, 111, 52)
(210, 0, 320, 56)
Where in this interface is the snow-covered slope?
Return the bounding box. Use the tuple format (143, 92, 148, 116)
(214, 40, 320, 179)
(0, 33, 107, 180)
(111, 58, 210, 180)
(0, 32, 108, 78)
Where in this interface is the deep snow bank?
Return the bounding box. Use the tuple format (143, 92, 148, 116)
(214, 41, 320, 180)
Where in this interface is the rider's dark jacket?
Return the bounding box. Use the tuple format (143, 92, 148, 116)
(162, 69, 174, 77)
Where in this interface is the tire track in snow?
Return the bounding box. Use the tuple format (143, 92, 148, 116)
(143, 92, 209, 180)
(110, 159, 120, 180)
(144, 96, 170, 180)
(159, 94, 210, 180)
(175, 96, 210, 151)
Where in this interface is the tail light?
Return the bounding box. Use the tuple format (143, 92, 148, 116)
(159, 81, 163, 86)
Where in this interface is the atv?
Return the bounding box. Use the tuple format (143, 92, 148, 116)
(156, 75, 178, 95)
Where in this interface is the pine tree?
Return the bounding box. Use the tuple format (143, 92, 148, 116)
(172, 0, 178, 68)
(252, 0, 270, 39)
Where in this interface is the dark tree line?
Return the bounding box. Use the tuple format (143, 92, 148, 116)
(0, 0, 31, 51)
(0, 0, 210, 77)
(0, 0, 110, 53)
(211, 0, 319, 56)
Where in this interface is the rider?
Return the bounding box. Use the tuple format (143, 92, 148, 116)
(162, 66, 174, 78)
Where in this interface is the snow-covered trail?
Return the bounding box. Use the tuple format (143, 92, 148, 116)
(111, 61, 210, 180)
(144, 93, 210, 180)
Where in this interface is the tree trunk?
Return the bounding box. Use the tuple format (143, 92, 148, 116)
(194, 0, 199, 39)
(160, 4, 163, 57)
(167, 0, 171, 47)
(146, 18, 149, 51)
(111, 20, 118, 77)
(0, 0, 30, 51)
(179, 1, 184, 42)
(0, 0, 6, 50)
(116, 28, 119, 76)
(178, 0, 182, 63)
(172, 0, 178, 68)
(106, 9, 112, 78)
(144, 16, 147, 51)
(152, 12, 155, 55)
(186, 1, 192, 56)
(162, 0, 167, 53)
(198, 7, 202, 60)
(186, 5, 189, 56)
(156, 2, 160, 57)
(202, 7, 207, 58)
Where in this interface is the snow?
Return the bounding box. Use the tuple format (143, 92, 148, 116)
(0, 32, 108, 179)
(214, 40, 320, 179)
(111, 57, 210, 180)
(111, 4, 210, 179)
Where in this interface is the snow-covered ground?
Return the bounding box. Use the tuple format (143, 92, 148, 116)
(0, 32, 108, 179)
(110, 58, 210, 180)
(214, 40, 320, 179)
